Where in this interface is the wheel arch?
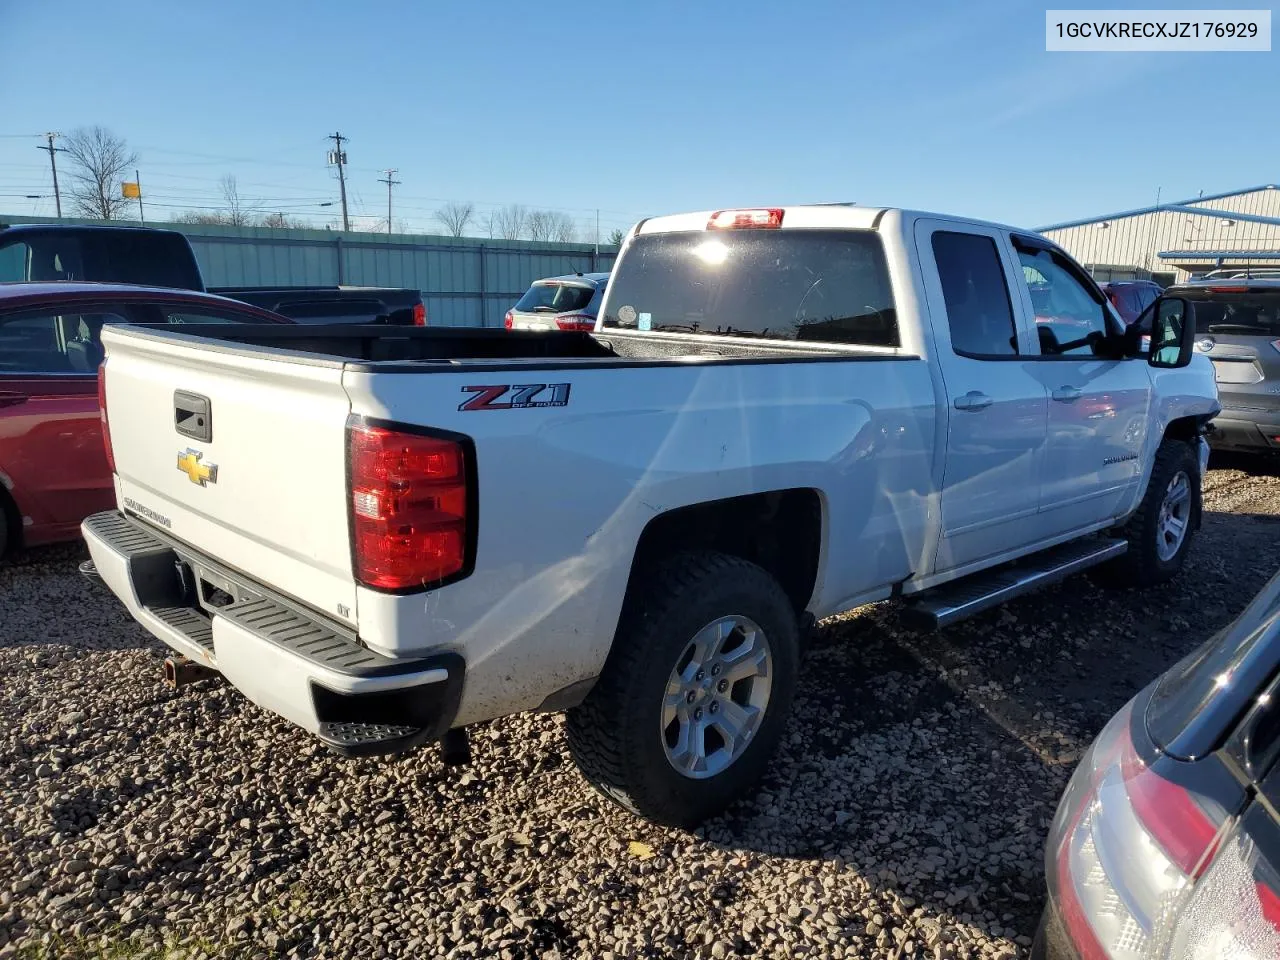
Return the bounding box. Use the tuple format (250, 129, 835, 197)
(626, 488, 824, 617)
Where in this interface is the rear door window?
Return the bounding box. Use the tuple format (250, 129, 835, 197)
(515, 283, 595, 314)
(0, 309, 128, 374)
(930, 231, 1018, 356)
(601, 229, 898, 346)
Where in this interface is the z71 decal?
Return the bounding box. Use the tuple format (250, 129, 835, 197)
(459, 383, 571, 412)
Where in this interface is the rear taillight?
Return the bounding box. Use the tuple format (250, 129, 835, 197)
(555, 314, 595, 332)
(413, 302, 426, 326)
(346, 419, 472, 591)
(707, 208, 784, 230)
(503, 310, 513, 330)
(97, 363, 114, 473)
(1046, 702, 1277, 959)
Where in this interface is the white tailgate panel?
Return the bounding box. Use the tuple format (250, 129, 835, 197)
(103, 329, 356, 625)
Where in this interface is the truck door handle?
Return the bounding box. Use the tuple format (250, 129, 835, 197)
(953, 391, 992, 411)
(1052, 386, 1082, 403)
(0, 391, 29, 408)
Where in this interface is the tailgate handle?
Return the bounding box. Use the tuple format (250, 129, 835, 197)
(174, 391, 212, 443)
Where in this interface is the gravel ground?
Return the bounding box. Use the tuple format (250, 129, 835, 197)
(4, 458, 1280, 960)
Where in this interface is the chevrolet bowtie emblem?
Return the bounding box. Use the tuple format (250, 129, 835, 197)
(177, 449, 218, 486)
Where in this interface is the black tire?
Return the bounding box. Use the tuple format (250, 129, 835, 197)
(1095, 438, 1200, 588)
(566, 551, 799, 828)
(0, 488, 13, 559)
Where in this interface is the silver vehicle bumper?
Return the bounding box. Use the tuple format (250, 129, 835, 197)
(81, 510, 464, 756)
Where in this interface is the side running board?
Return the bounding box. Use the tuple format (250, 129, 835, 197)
(901, 538, 1127, 631)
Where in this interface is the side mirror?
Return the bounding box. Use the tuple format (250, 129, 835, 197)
(1148, 296, 1197, 369)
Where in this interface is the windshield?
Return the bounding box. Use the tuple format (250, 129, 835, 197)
(601, 229, 898, 346)
(514, 282, 595, 314)
(1179, 288, 1280, 335)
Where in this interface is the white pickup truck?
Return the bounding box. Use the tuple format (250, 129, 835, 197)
(83, 204, 1217, 826)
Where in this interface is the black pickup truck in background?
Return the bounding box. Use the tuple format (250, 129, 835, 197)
(0, 223, 426, 326)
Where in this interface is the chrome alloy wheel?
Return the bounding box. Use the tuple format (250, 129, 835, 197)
(1156, 470, 1192, 562)
(660, 615, 773, 780)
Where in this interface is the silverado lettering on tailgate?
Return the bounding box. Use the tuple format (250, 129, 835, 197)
(459, 383, 571, 411)
(123, 497, 173, 529)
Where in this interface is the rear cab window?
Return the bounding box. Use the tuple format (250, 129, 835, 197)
(600, 229, 898, 346)
(0, 232, 201, 289)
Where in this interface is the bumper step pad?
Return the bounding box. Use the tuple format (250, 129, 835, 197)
(317, 721, 425, 756)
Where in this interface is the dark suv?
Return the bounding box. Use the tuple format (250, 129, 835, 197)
(1165, 278, 1280, 453)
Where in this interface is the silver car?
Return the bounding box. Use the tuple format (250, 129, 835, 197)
(504, 272, 608, 332)
(1035, 566, 1280, 959)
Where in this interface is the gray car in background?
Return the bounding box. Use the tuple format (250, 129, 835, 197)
(504, 272, 609, 332)
(1169, 277, 1280, 453)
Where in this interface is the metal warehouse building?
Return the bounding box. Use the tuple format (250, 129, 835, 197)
(1039, 184, 1280, 285)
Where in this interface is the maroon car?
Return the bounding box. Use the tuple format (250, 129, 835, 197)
(0, 283, 290, 554)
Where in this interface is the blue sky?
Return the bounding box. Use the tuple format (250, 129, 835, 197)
(0, 0, 1275, 236)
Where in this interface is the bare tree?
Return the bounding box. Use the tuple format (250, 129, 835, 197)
(62, 126, 138, 220)
(607, 228, 626, 246)
(220, 175, 253, 226)
(525, 209, 578, 243)
(488, 204, 528, 240)
(525, 209, 553, 241)
(260, 211, 306, 229)
(434, 201, 475, 237)
(550, 213, 577, 243)
(170, 211, 227, 225)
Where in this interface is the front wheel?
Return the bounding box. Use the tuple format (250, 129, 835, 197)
(566, 551, 799, 827)
(1096, 438, 1200, 588)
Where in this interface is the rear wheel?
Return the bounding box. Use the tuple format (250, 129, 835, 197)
(1096, 439, 1200, 588)
(566, 551, 799, 827)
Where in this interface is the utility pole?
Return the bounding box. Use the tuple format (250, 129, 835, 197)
(377, 169, 401, 236)
(135, 169, 145, 223)
(37, 133, 64, 218)
(327, 132, 350, 232)
(595, 208, 600, 257)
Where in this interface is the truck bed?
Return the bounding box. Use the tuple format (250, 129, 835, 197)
(113, 323, 904, 367)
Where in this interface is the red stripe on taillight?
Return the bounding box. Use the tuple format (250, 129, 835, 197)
(503, 310, 513, 330)
(1055, 834, 1111, 960)
(347, 419, 473, 591)
(413, 302, 426, 326)
(1258, 880, 1280, 930)
(1122, 739, 1222, 876)
(555, 314, 595, 332)
(98, 362, 115, 473)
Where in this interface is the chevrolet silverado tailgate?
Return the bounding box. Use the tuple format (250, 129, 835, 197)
(99, 325, 356, 625)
